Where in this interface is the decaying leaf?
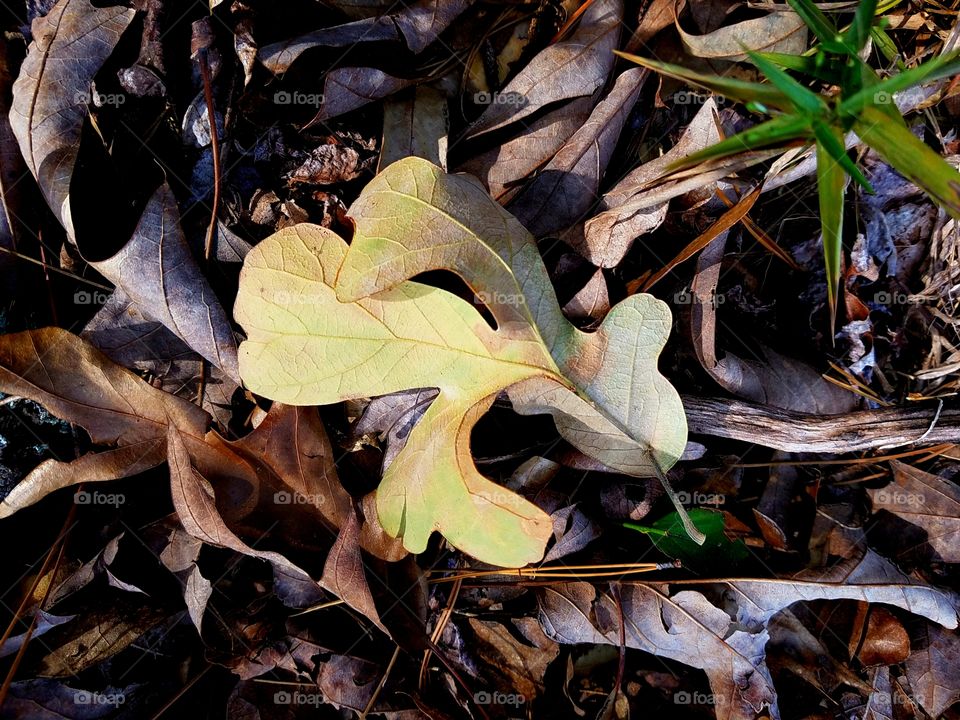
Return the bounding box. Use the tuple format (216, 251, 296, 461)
(0, 328, 209, 517)
(9, 0, 239, 380)
(464, 0, 622, 140)
(234, 157, 690, 566)
(309, 67, 420, 123)
(869, 461, 960, 562)
(457, 96, 594, 201)
(678, 9, 807, 61)
(508, 67, 649, 237)
(259, 0, 471, 74)
(566, 98, 723, 267)
(9, 0, 134, 236)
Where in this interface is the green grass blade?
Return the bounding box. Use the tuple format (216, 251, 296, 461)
(756, 51, 846, 84)
(786, 0, 850, 54)
(839, 50, 960, 115)
(870, 26, 901, 65)
(855, 105, 960, 218)
(667, 115, 812, 171)
(845, 0, 878, 52)
(615, 52, 794, 111)
(816, 134, 846, 335)
(810, 120, 873, 190)
(746, 49, 828, 115)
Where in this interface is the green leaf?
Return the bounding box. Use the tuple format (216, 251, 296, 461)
(614, 52, 794, 111)
(235, 158, 695, 567)
(839, 50, 960, 116)
(815, 132, 848, 333)
(668, 114, 812, 172)
(624, 508, 749, 564)
(785, 0, 850, 54)
(746, 48, 827, 115)
(810, 120, 873, 190)
(854, 105, 960, 218)
(844, 0, 879, 52)
(755, 50, 845, 84)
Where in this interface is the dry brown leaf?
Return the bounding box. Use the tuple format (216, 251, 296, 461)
(457, 96, 594, 201)
(567, 98, 722, 267)
(464, 0, 622, 140)
(508, 68, 648, 237)
(868, 461, 960, 562)
(259, 0, 471, 73)
(309, 67, 419, 123)
(691, 230, 857, 414)
(0, 328, 210, 518)
(905, 623, 960, 717)
(677, 9, 807, 61)
(321, 504, 389, 635)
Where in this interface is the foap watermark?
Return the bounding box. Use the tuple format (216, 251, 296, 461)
(675, 491, 725, 507)
(74, 290, 110, 305)
(74, 90, 126, 107)
(273, 690, 323, 706)
(273, 490, 325, 506)
(75, 490, 125, 507)
(74, 690, 125, 707)
(474, 91, 527, 107)
(873, 87, 927, 107)
(672, 90, 728, 106)
(674, 288, 725, 306)
(474, 691, 525, 707)
(873, 291, 924, 306)
(875, 489, 925, 507)
(273, 90, 324, 107)
(674, 691, 719, 705)
(477, 290, 526, 307)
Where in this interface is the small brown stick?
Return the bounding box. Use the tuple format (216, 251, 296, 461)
(198, 51, 221, 264)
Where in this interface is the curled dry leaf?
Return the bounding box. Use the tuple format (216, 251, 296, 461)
(464, 0, 622, 140)
(691, 230, 856, 414)
(508, 68, 648, 238)
(567, 98, 723, 267)
(167, 425, 324, 608)
(259, 0, 471, 74)
(0, 327, 210, 518)
(234, 157, 691, 567)
(677, 9, 807, 61)
(9, 0, 239, 380)
(868, 461, 960, 562)
(538, 582, 777, 720)
(308, 67, 419, 123)
(9, 0, 134, 235)
(541, 542, 959, 720)
(457, 96, 594, 201)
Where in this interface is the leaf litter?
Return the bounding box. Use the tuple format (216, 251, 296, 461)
(0, 0, 959, 718)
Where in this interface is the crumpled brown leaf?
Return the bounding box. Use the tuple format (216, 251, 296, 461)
(259, 0, 471, 74)
(9, 0, 239, 381)
(508, 68, 648, 238)
(564, 98, 722, 267)
(0, 328, 210, 518)
(464, 0, 622, 140)
(691, 229, 857, 414)
(868, 461, 960, 562)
